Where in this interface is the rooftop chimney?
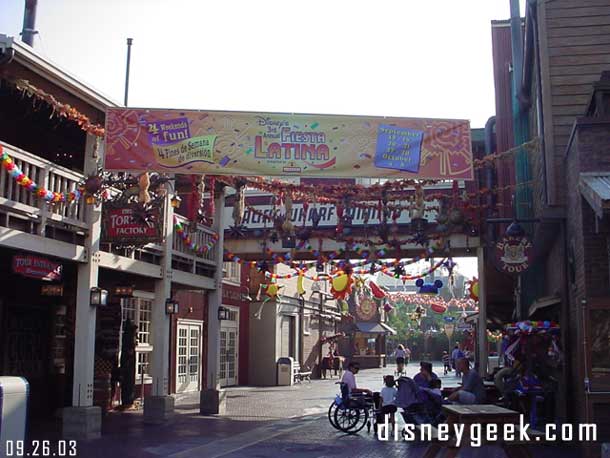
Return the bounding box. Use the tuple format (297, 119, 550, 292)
(21, 0, 38, 47)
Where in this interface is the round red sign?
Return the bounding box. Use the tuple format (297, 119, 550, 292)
(495, 235, 533, 274)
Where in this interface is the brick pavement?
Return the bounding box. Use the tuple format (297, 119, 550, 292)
(32, 362, 582, 457)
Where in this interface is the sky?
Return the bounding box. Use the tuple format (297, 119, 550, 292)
(1, 0, 525, 128)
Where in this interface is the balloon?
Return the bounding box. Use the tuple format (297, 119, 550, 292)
(431, 303, 447, 314)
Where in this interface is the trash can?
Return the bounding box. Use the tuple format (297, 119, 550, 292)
(277, 357, 294, 386)
(0, 377, 29, 446)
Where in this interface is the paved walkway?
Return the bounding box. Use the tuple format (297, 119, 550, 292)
(25, 362, 581, 457)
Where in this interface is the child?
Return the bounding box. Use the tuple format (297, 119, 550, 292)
(379, 375, 398, 434)
(442, 351, 451, 375)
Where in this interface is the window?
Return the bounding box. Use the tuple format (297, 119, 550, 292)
(303, 315, 311, 335)
(121, 296, 153, 380)
(223, 262, 241, 284)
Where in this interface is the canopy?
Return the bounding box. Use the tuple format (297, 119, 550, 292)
(354, 322, 396, 335)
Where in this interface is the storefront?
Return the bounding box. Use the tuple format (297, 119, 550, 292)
(348, 322, 395, 369)
(0, 249, 76, 420)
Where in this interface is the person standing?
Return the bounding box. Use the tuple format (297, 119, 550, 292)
(451, 343, 464, 377)
(442, 351, 451, 375)
(394, 344, 407, 375)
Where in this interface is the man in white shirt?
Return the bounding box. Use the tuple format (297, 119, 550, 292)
(341, 362, 372, 396)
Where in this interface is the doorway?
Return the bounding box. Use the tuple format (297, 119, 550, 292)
(175, 320, 203, 393)
(219, 306, 239, 387)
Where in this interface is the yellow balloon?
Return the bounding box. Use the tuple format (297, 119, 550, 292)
(332, 274, 349, 292)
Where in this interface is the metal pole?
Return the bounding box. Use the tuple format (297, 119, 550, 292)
(21, 0, 38, 47)
(477, 246, 488, 377)
(124, 38, 133, 107)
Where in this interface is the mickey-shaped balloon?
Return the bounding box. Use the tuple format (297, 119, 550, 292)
(415, 279, 443, 295)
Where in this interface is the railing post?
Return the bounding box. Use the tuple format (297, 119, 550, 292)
(36, 165, 50, 236)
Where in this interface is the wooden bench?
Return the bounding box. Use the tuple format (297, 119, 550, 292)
(293, 362, 312, 383)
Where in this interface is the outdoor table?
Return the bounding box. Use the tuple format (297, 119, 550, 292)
(420, 404, 535, 458)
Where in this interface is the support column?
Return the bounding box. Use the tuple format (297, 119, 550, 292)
(143, 184, 175, 424)
(201, 187, 226, 414)
(477, 246, 488, 377)
(63, 135, 102, 440)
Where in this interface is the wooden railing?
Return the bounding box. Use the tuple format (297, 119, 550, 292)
(0, 141, 87, 231)
(172, 214, 217, 272)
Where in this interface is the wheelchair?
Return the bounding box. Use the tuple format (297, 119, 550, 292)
(328, 382, 379, 434)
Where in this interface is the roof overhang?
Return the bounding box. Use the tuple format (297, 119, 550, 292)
(0, 34, 120, 112)
(528, 295, 561, 318)
(355, 322, 393, 334)
(580, 173, 610, 219)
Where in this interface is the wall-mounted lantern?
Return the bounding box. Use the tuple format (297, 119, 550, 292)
(90, 287, 109, 306)
(165, 298, 179, 315)
(218, 306, 230, 321)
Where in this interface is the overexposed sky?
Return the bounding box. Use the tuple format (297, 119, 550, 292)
(1, 0, 524, 128)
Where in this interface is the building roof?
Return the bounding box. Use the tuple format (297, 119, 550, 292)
(0, 34, 120, 111)
(579, 173, 610, 219)
(354, 322, 396, 335)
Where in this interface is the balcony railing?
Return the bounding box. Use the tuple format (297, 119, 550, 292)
(172, 213, 217, 275)
(0, 141, 87, 233)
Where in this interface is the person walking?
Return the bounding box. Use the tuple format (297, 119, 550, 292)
(393, 344, 407, 376)
(451, 343, 465, 377)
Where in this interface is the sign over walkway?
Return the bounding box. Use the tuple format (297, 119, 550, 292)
(105, 108, 473, 180)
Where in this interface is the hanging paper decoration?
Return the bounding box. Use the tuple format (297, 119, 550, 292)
(467, 277, 480, 302)
(254, 281, 284, 320)
(1, 145, 83, 204)
(430, 301, 447, 314)
(415, 279, 443, 295)
(369, 281, 387, 300)
(296, 270, 306, 296)
(330, 272, 353, 300)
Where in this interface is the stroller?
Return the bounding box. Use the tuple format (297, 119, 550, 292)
(394, 377, 444, 426)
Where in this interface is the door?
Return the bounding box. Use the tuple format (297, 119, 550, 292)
(281, 315, 296, 358)
(176, 321, 202, 393)
(219, 307, 239, 387)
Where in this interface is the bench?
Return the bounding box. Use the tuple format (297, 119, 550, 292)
(293, 362, 312, 383)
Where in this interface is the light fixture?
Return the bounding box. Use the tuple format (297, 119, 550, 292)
(170, 194, 182, 209)
(218, 306, 230, 321)
(240, 286, 253, 302)
(41, 284, 63, 296)
(112, 285, 134, 297)
(165, 298, 179, 315)
(90, 287, 109, 306)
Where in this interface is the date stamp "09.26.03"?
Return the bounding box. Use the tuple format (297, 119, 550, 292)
(3, 440, 77, 457)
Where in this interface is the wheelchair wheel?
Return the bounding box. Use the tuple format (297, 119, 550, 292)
(334, 405, 368, 434)
(328, 402, 341, 430)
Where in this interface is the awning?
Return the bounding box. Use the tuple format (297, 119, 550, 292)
(380, 323, 397, 335)
(355, 322, 393, 334)
(580, 173, 610, 219)
(528, 295, 561, 317)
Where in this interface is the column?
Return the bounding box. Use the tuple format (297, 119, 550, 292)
(201, 187, 226, 414)
(63, 135, 102, 439)
(143, 183, 175, 424)
(477, 246, 488, 377)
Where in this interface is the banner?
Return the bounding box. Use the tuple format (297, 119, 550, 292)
(105, 108, 473, 180)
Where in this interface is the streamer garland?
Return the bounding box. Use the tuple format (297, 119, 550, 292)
(1, 145, 84, 203)
(174, 216, 219, 255)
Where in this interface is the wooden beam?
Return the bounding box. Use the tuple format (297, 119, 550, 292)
(172, 269, 215, 290)
(97, 250, 162, 278)
(0, 226, 86, 261)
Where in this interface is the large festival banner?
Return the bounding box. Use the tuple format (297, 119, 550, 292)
(104, 108, 473, 180)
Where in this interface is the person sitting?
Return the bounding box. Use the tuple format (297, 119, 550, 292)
(448, 358, 486, 404)
(340, 361, 372, 397)
(413, 361, 439, 388)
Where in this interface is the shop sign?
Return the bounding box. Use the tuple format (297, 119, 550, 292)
(102, 204, 163, 245)
(105, 108, 473, 180)
(495, 235, 533, 274)
(12, 255, 62, 281)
